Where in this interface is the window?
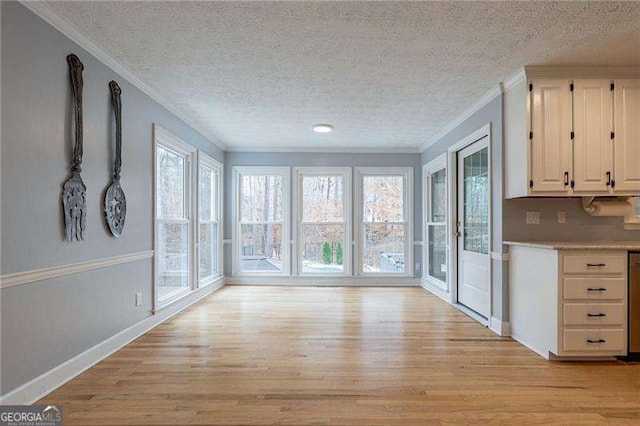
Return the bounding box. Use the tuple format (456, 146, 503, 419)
(424, 156, 448, 288)
(198, 154, 223, 285)
(233, 167, 290, 274)
(294, 168, 351, 275)
(355, 168, 413, 276)
(154, 127, 196, 307)
(154, 125, 223, 310)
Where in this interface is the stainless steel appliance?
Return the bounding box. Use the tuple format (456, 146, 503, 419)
(630, 253, 640, 354)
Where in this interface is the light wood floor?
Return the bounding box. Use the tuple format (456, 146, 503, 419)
(40, 286, 640, 425)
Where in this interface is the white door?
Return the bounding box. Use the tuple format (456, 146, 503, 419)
(457, 138, 490, 318)
(573, 79, 614, 193)
(613, 79, 640, 192)
(530, 79, 573, 193)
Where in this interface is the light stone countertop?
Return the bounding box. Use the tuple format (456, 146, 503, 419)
(503, 241, 640, 251)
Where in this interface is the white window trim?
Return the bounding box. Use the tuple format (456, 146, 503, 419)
(423, 154, 448, 291)
(232, 166, 291, 276)
(153, 125, 198, 311)
(198, 153, 224, 286)
(293, 167, 352, 277)
(354, 167, 413, 277)
(625, 197, 640, 230)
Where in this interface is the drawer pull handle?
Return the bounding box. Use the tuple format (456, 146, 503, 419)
(587, 313, 606, 317)
(586, 339, 606, 344)
(586, 263, 606, 267)
(587, 287, 607, 292)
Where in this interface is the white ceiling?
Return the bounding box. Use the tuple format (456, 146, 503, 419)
(45, 1, 640, 151)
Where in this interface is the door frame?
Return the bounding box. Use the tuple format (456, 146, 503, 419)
(446, 123, 493, 324)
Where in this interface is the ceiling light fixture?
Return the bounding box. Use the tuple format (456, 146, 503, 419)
(313, 124, 333, 133)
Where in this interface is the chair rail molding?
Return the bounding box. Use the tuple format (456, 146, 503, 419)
(0, 251, 154, 289)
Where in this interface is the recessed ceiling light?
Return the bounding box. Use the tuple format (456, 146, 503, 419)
(313, 124, 333, 133)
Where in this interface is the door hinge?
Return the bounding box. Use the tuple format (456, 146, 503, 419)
(611, 131, 615, 140)
(529, 180, 534, 189)
(529, 131, 533, 140)
(570, 83, 574, 92)
(529, 83, 533, 92)
(570, 131, 574, 140)
(611, 82, 615, 91)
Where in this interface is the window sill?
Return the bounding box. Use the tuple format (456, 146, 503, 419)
(200, 275, 224, 287)
(154, 287, 193, 313)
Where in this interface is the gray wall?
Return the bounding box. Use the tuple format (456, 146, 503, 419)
(421, 95, 508, 321)
(0, 2, 223, 396)
(224, 151, 423, 277)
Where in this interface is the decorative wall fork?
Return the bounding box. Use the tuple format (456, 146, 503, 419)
(62, 54, 87, 242)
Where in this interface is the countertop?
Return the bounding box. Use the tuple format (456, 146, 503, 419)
(503, 241, 640, 251)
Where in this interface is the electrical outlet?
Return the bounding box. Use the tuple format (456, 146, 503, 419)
(135, 292, 142, 307)
(557, 211, 567, 224)
(526, 211, 540, 225)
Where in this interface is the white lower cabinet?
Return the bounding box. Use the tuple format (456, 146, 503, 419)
(508, 244, 628, 359)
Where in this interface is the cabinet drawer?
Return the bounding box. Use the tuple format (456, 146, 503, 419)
(563, 277, 627, 300)
(562, 329, 626, 352)
(563, 254, 626, 275)
(563, 303, 625, 326)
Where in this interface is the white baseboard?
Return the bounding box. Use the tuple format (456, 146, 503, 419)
(419, 278, 450, 303)
(489, 316, 511, 337)
(0, 278, 224, 405)
(225, 276, 420, 286)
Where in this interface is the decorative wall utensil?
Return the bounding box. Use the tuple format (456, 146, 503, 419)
(105, 80, 127, 237)
(63, 54, 87, 242)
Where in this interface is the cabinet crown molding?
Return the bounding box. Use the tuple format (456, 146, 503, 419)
(524, 66, 640, 80)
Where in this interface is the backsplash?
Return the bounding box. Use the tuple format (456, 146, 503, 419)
(503, 198, 640, 243)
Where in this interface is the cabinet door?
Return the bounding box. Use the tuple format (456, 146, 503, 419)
(530, 80, 572, 193)
(613, 79, 640, 192)
(573, 79, 613, 193)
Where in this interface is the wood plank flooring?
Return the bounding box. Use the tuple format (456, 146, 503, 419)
(39, 286, 640, 425)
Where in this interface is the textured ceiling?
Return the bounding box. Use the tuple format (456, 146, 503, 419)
(45, 1, 640, 150)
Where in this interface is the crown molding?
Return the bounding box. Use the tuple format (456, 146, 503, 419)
(419, 84, 502, 153)
(501, 68, 527, 92)
(19, 1, 227, 152)
(225, 146, 421, 154)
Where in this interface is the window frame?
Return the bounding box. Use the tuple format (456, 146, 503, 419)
(625, 197, 640, 230)
(232, 166, 291, 276)
(153, 125, 197, 311)
(293, 167, 352, 276)
(423, 154, 448, 291)
(354, 167, 413, 277)
(197, 153, 224, 286)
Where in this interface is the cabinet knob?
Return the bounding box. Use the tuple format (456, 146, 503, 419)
(586, 339, 606, 344)
(587, 313, 606, 317)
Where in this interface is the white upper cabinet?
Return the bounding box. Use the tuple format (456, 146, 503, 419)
(613, 79, 640, 192)
(530, 80, 573, 193)
(573, 79, 614, 193)
(504, 67, 640, 198)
